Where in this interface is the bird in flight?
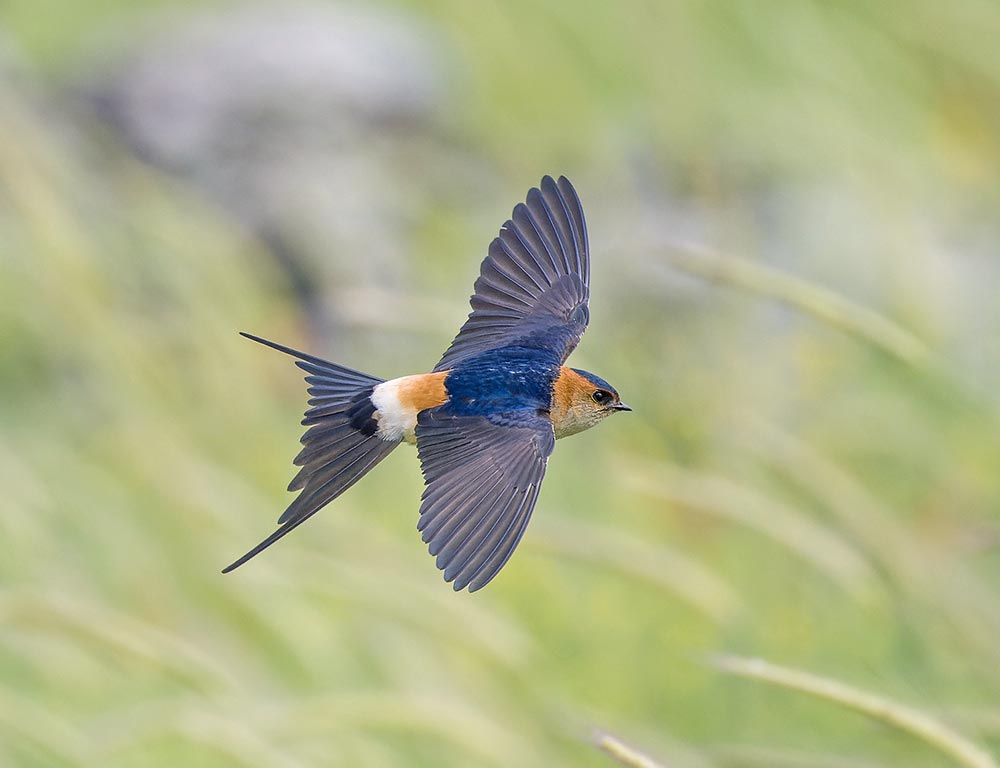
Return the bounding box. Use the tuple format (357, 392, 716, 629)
(224, 176, 630, 591)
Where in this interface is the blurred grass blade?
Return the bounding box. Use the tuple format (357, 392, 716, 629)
(657, 244, 931, 366)
(0, 690, 90, 767)
(711, 656, 998, 768)
(294, 548, 535, 666)
(952, 711, 1000, 738)
(706, 742, 891, 767)
(741, 420, 1000, 666)
(532, 517, 741, 621)
(0, 590, 236, 691)
(596, 731, 668, 768)
(276, 691, 537, 766)
(739, 419, 918, 578)
(626, 463, 878, 601)
(93, 700, 310, 768)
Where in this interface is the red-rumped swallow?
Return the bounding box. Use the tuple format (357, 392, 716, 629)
(224, 176, 630, 591)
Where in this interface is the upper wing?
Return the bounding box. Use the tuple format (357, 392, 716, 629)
(414, 407, 555, 592)
(434, 175, 590, 372)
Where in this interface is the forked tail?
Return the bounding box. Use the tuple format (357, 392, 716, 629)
(223, 332, 399, 573)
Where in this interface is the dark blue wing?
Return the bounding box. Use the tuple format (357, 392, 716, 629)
(434, 175, 590, 372)
(414, 407, 555, 592)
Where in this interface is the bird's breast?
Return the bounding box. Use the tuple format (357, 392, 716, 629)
(371, 372, 449, 443)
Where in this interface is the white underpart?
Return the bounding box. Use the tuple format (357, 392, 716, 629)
(371, 376, 421, 444)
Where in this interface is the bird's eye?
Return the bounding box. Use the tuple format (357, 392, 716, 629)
(592, 390, 609, 404)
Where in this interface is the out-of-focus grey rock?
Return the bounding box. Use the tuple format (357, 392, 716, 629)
(81, 3, 452, 343)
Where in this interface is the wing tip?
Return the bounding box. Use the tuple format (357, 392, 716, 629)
(537, 173, 578, 198)
(539, 174, 559, 198)
(449, 571, 491, 592)
(555, 174, 576, 194)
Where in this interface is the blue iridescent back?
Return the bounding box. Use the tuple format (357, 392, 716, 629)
(444, 345, 560, 417)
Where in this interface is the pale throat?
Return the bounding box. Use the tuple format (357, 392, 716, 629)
(551, 407, 605, 439)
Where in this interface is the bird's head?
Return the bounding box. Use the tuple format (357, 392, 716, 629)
(551, 367, 631, 439)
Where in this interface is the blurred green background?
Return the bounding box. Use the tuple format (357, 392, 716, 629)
(2, 1, 1000, 766)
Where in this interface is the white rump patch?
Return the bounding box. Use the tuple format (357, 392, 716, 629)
(371, 376, 420, 444)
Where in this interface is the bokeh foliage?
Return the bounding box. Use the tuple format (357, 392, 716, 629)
(2, 1, 1000, 766)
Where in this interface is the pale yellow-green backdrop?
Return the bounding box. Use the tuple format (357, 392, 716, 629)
(2, 1, 1000, 766)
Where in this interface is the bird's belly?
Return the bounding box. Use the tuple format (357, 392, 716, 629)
(371, 372, 449, 443)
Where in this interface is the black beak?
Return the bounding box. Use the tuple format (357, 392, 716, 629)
(613, 402, 632, 412)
